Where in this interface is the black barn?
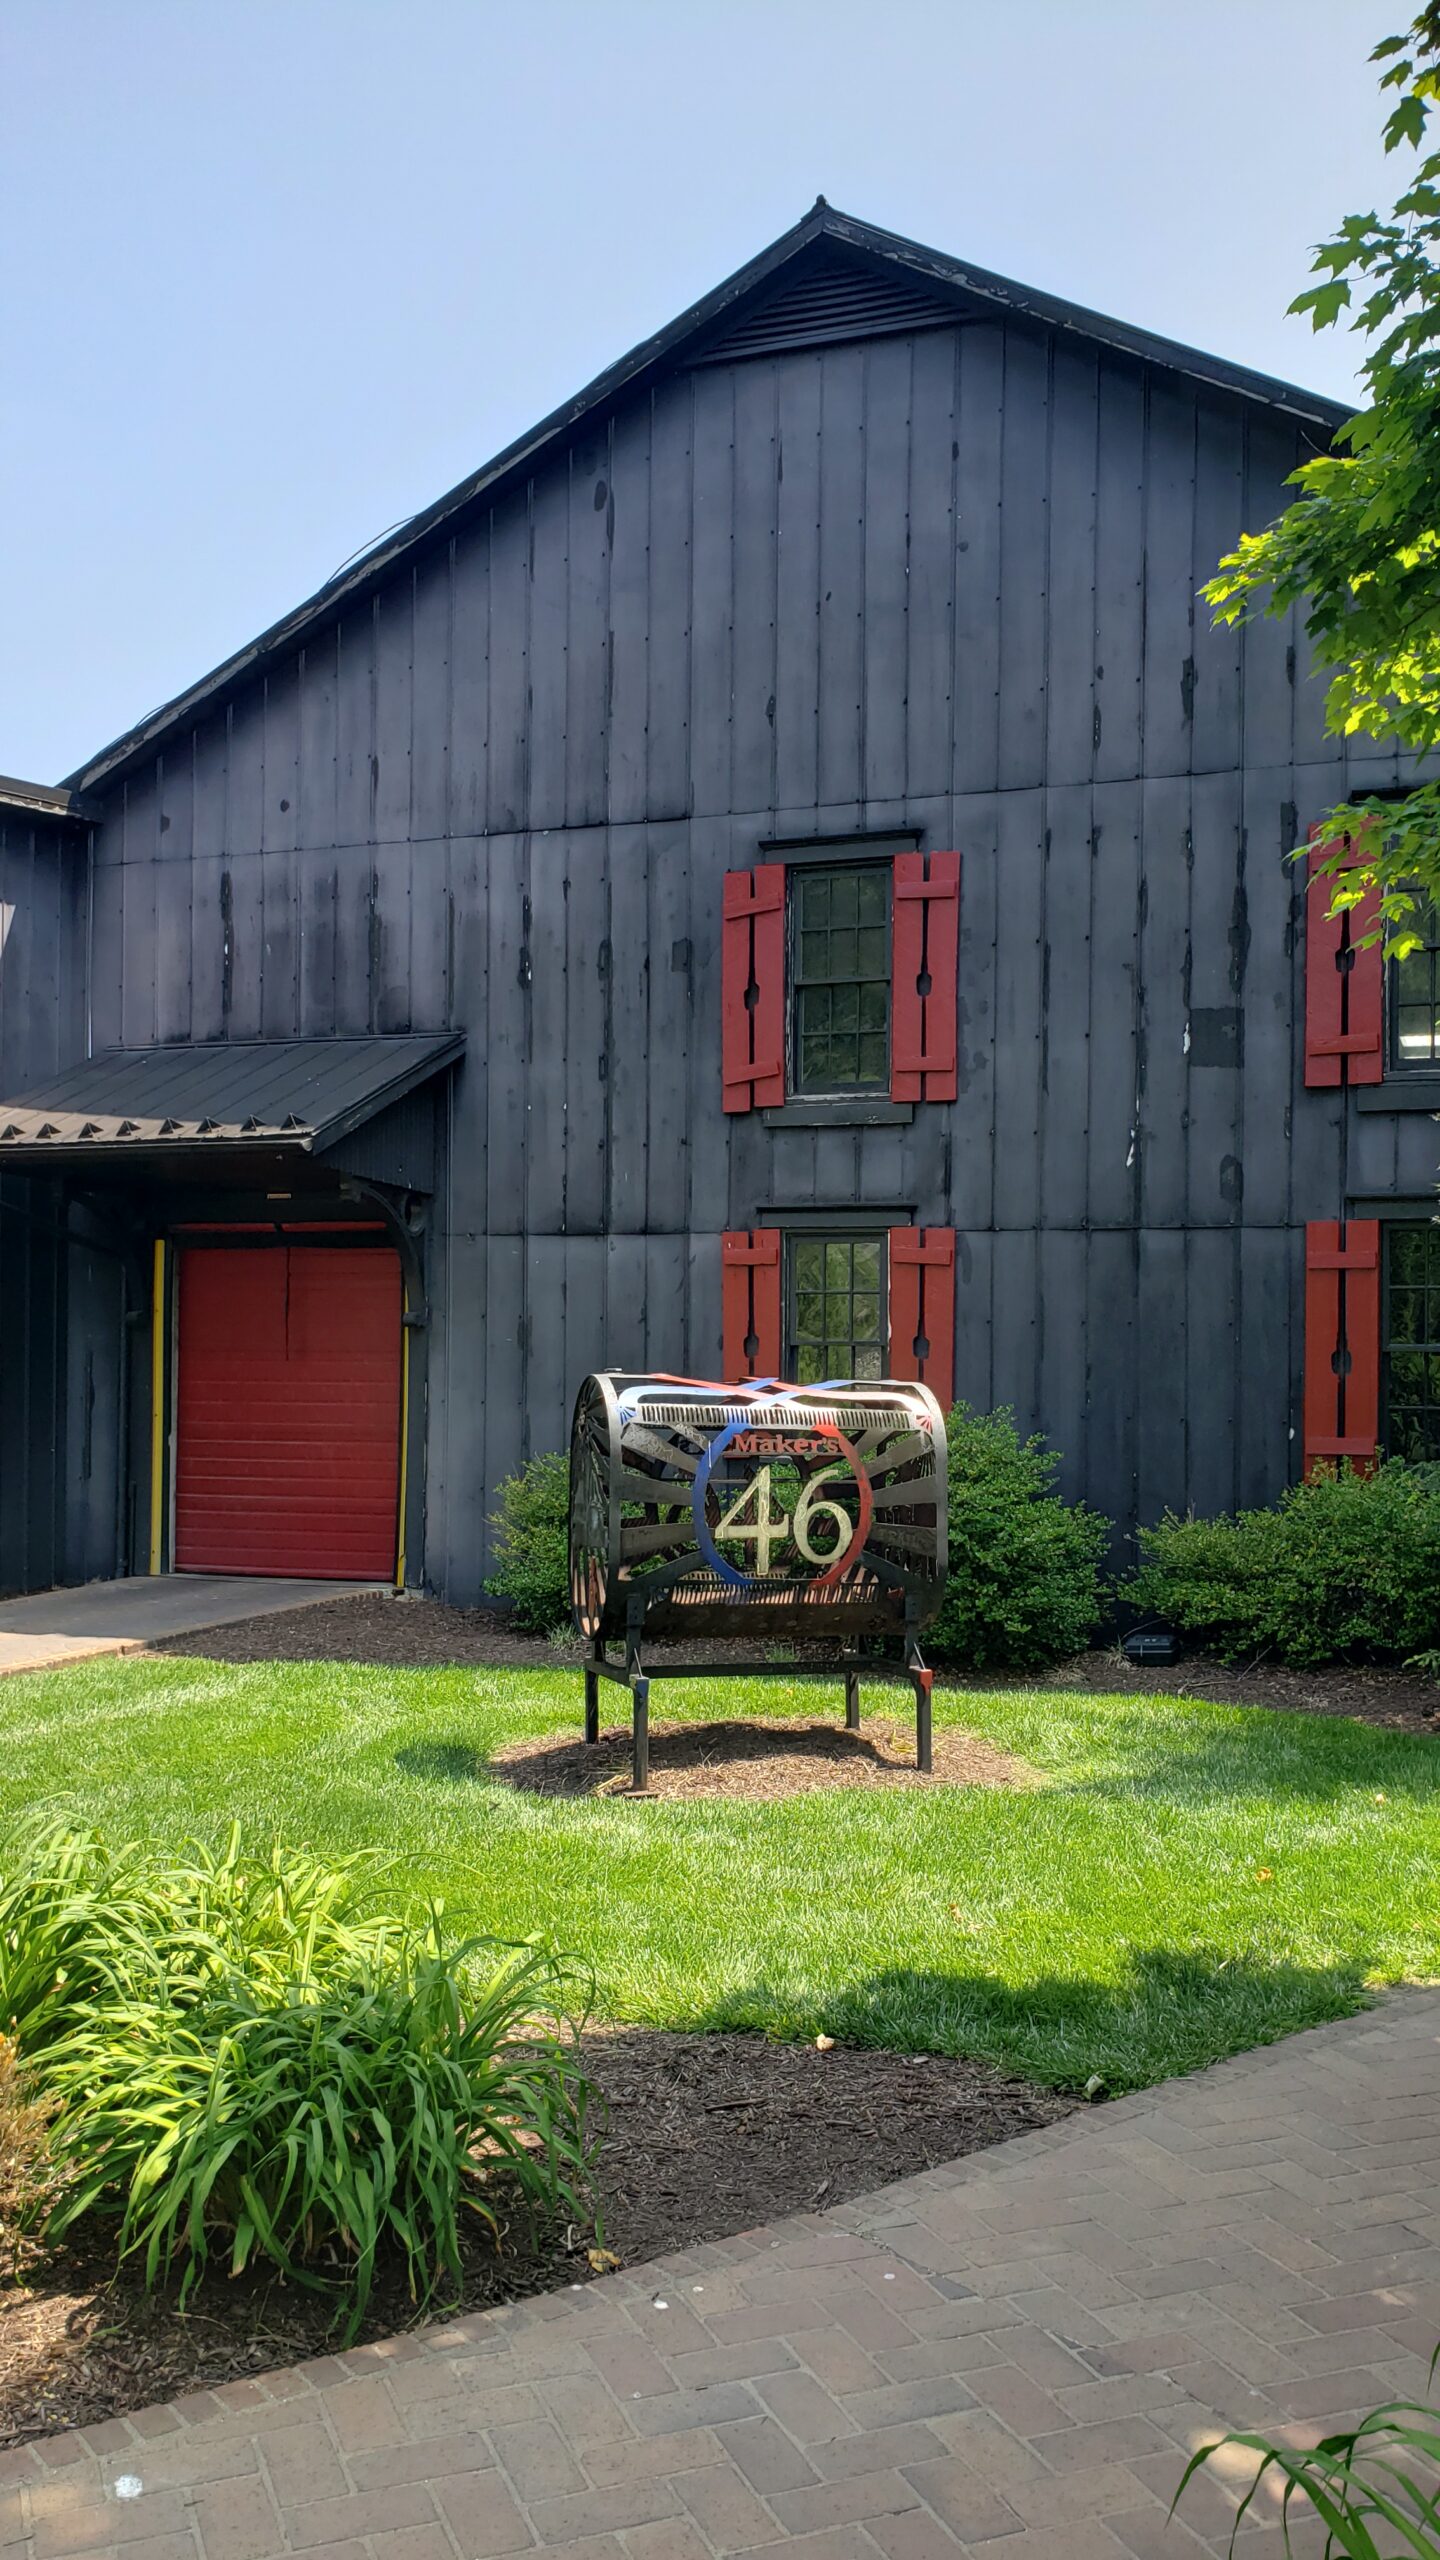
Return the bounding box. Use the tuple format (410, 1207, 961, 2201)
(2, 203, 1435, 1604)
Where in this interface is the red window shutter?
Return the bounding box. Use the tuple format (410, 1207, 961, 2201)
(1303, 1219, 1380, 1474)
(722, 866, 786, 1112)
(891, 851, 960, 1104)
(1305, 829, 1384, 1089)
(721, 1230, 782, 1380)
(888, 1227, 955, 1408)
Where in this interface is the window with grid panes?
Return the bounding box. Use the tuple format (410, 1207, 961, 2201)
(1390, 895, 1440, 1069)
(786, 1234, 888, 1383)
(1385, 1223, 1440, 1460)
(790, 864, 891, 1093)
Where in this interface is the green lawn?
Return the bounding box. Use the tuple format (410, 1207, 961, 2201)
(4, 1655, 1438, 2092)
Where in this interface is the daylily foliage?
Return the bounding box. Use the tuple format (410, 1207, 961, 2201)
(1204, 12, 1440, 947)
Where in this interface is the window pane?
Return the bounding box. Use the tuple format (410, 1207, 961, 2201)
(1390, 1350, 1428, 1400)
(1389, 894, 1440, 1069)
(1385, 1222, 1440, 1459)
(1391, 1289, 1425, 1345)
(790, 862, 891, 1093)
(797, 873, 830, 928)
(1391, 1228, 1428, 1286)
(835, 870, 862, 926)
(785, 1231, 889, 1382)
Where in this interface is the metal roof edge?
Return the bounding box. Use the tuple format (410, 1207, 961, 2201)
(0, 772, 103, 825)
(309, 1029, 466, 1152)
(64, 201, 1354, 797)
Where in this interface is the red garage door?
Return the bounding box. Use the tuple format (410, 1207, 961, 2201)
(174, 1243, 402, 1578)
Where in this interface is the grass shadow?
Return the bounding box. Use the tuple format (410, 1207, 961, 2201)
(695, 1943, 1378, 2094)
(392, 1739, 489, 1784)
(1038, 1697, 1440, 1808)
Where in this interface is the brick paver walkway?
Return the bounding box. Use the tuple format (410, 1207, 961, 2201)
(9, 1995, 1440, 2560)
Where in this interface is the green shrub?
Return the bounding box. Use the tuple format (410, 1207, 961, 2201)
(43, 1933, 592, 2335)
(0, 1823, 594, 2334)
(488, 1451, 572, 1635)
(0, 1820, 395, 2054)
(1129, 1462, 1440, 1667)
(927, 1404, 1109, 1671)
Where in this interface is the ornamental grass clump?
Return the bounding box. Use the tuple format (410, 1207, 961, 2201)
(0, 1818, 398, 2050)
(0, 1821, 594, 2335)
(1176, 2383, 1440, 2555)
(0, 2035, 59, 2271)
(42, 1935, 592, 2333)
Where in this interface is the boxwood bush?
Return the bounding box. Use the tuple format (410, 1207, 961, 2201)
(1128, 1460, 1440, 1667)
(926, 1403, 1109, 1671)
(487, 1451, 572, 1634)
(489, 1405, 1109, 1671)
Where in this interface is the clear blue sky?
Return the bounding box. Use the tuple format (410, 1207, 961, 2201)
(2, 0, 1402, 783)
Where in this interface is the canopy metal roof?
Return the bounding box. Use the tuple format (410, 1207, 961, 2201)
(0, 1034, 462, 1165)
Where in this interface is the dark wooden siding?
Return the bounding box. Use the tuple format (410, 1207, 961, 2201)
(0, 811, 111, 1595)
(79, 312, 1416, 1596)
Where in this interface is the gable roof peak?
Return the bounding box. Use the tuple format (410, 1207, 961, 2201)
(66, 203, 1350, 795)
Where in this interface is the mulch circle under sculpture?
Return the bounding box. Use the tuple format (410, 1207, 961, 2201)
(490, 1714, 1041, 1800)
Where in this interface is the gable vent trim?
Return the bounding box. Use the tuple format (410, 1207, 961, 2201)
(693, 260, 967, 365)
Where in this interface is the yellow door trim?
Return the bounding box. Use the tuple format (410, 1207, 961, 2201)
(148, 1238, 167, 1574)
(394, 1317, 411, 1590)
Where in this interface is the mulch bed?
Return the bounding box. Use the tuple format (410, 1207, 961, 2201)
(0, 2029, 1069, 2450)
(491, 1715, 1039, 1799)
(155, 1592, 1440, 1735)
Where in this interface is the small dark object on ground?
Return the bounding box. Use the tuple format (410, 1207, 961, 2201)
(0, 2027, 1069, 2449)
(153, 1594, 1440, 1734)
(491, 1715, 1040, 1801)
(1122, 1627, 1181, 1665)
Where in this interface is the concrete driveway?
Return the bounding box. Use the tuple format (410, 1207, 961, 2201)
(0, 1574, 386, 1675)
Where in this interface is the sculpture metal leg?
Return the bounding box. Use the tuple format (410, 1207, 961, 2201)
(914, 1665, 934, 1773)
(844, 1669, 861, 1732)
(632, 1676, 650, 1792)
(584, 1658, 600, 1746)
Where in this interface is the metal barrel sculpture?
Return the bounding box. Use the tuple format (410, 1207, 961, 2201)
(569, 1372, 948, 1788)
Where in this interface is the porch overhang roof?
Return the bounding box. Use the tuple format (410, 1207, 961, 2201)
(0, 1034, 463, 1168)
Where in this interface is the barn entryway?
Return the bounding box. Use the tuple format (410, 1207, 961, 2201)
(173, 1238, 404, 1579)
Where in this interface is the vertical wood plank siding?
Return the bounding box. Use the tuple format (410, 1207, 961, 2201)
(0, 812, 111, 1595)
(67, 313, 1396, 1597)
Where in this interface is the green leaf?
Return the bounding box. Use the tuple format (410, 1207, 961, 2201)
(1290, 278, 1353, 328)
(1386, 90, 1430, 148)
